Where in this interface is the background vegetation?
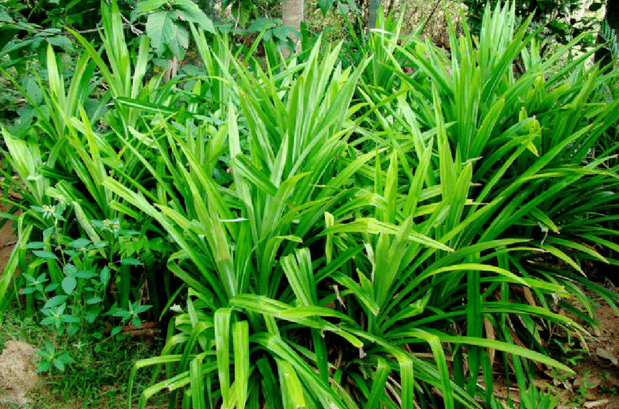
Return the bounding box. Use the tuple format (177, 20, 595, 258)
(1, 0, 618, 408)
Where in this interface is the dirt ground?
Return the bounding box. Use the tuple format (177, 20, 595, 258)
(568, 300, 619, 409)
(0, 341, 37, 407)
(489, 295, 619, 409)
(0, 199, 17, 284)
(0, 198, 34, 408)
(558, 296, 619, 408)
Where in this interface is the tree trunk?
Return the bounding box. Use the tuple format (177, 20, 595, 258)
(367, 0, 381, 31)
(282, 0, 304, 58)
(594, 0, 619, 67)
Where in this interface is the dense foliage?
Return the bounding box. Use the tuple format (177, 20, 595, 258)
(459, 0, 602, 49)
(1, 0, 619, 408)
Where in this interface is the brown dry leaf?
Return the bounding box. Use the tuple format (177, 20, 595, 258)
(532, 379, 551, 391)
(522, 286, 537, 307)
(593, 325, 604, 337)
(584, 400, 610, 408)
(484, 317, 496, 369)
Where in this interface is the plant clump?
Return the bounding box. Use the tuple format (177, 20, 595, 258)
(0, 0, 618, 408)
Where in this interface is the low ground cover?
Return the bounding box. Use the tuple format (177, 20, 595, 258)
(0, 308, 166, 408)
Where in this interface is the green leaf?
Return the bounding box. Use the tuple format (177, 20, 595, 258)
(541, 243, 584, 275)
(53, 359, 66, 372)
(43, 227, 54, 240)
(0, 9, 12, 22)
(58, 354, 75, 365)
(68, 238, 92, 248)
(281, 248, 315, 307)
(365, 357, 390, 409)
(44, 296, 67, 309)
(61, 277, 77, 295)
(20, 287, 36, 295)
(65, 264, 77, 276)
(322, 218, 453, 252)
(133, 305, 152, 314)
(92, 241, 109, 249)
(317, 0, 336, 14)
(164, 22, 189, 60)
(74, 271, 98, 279)
(114, 97, 178, 115)
(46, 35, 74, 52)
(41, 317, 57, 326)
(32, 250, 57, 260)
(407, 330, 455, 409)
(230, 0, 251, 27)
(233, 321, 250, 409)
(137, 0, 168, 12)
(62, 315, 80, 323)
(146, 11, 172, 55)
(112, 309, 129, 318)
(121, 258, 142, 266)
(175, 1, 215, 32)
(45, 284, 58, 292)
(251, 333, 352, 408)
(247, 17, 277, 33)
(278, 305, 355, 325)
(23, 273, 36, 282)
(278, 360, 306, 408)
(435, 333, 573, 373)
(529, 207, 559, 234)
(215, 308, 232, 405)
(100, 266, 110, 285)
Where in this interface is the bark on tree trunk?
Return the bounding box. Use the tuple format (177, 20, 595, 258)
(367, 0, 381, 31)
(282, 0, 304, 58)
(594, 0, 619, 67)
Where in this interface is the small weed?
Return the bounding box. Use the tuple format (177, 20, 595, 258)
(599, 372, 618, 394)
(35, 341, 75, 373)
(551, 367, 573, 385)
(569, 371, 597, 407)
(19, 202, 152, 373)
(599, 384, 618, 394)
(550, 332, 587, 366)
(519, 383, 561, 409)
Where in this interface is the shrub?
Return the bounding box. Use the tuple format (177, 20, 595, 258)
(461, 0, 601, 53)
(1, 1, 618, 408)
(115, 3, 616, 408)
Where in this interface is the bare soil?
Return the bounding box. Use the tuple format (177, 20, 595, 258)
(0, 199, 17, 282)
(556, 295, 619, 409)
(0, 199, 34, 409)
(0, 341, 37, 407)
(490, 295, 619, 409)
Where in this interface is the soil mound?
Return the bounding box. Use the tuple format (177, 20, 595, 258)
(0, 340, 38, 406)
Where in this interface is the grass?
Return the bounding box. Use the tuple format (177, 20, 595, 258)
(0, 310, 167, 409)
